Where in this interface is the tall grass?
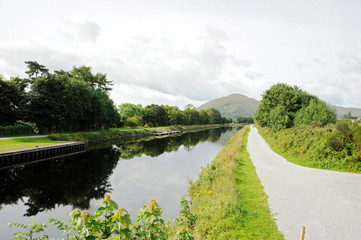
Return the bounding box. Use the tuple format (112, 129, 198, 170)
(188, 126, 284, 239)
(257, 122, 361, 173)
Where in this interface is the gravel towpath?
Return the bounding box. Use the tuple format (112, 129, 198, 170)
(247, 126, 361, 240)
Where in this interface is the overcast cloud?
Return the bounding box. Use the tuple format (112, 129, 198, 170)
(1, 0, 361, 108)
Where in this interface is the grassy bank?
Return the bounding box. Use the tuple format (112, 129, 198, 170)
(0, 137, 66, 152)
(187, 126, 283, 239)
(256, 123, 361, 173)
(48, 124, 238, 143)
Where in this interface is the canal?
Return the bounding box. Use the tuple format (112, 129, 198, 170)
(0, 127, 241, 239)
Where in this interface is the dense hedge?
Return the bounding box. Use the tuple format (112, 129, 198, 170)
(0, 124, 34, 137)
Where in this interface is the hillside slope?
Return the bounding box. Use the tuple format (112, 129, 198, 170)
(197, 94, 260, 119)
(333, 105, 361, 118)
(198, 93, 361, 119)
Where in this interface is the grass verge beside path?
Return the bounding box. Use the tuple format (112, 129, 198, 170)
(0, 137, 67, 152)
(256, 125, 361, 173)
(188, 126, 284, 239)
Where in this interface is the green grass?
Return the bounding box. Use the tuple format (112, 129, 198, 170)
(0, 137, 67, 152)
(256, 124, 361, 173)
(188, 126, 284, 239)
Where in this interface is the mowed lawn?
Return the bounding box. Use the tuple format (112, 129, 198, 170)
(0, 137, 67, 152)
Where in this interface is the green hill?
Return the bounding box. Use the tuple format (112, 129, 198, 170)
(332, 105, 361, 118)
(197, 93, 361, 120)
(197, 94, 260, 119)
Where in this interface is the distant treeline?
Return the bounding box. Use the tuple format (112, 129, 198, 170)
(118, 103, 232, 128)
(0, 61, 233, 134)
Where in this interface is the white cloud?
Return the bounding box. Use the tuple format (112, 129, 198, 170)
(65, 15, 101, 43)
(339, 45, 361, 74)
(1, 0, 361, 108)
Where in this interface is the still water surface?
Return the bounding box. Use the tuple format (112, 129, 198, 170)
(0, 127, 241, 239)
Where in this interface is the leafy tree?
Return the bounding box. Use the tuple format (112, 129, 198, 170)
(0, 76, 27, 125)
(199, 110, 211, 125)
(71, 66, 113, 92)
(269, 106, 292, 131)
(164, 105, 185, 125)
(143, 104, 168, 127)
(119, 103, 144, 126)
(237, 116, 254, 124)
(343, 111, 357, 120)
(183, 108, 200, 125)
(294, 99, 336, 126)
(255, 83, 335, 131)
(25, 73, 67, 132)
(25, 61, 49, 81)
(206, 108, 222, 124)
(255, 83, 301, 127)
(22, 63, 119, 132)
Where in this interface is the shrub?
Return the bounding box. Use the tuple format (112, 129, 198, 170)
(0, 124, 34, 137)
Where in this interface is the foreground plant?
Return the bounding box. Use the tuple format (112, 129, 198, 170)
(10, 194, 193, 239)
(8, 219, 48, 240)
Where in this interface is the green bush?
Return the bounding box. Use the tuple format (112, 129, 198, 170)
(0, 124, 34, 137)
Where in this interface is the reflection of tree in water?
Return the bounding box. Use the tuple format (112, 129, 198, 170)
(117, 127, 233, 158)
(0, 127, 236, 217)
(0, 147, 120, 216)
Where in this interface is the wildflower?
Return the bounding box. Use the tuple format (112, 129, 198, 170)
(149, 199, 157, 206)
(114, 207, 127, 216)
(104, 194, 111, 202)
(81, 210, 90, 218)
(70, 209, 81, 217)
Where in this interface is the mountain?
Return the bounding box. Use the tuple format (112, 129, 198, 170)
(332, 106, 361, 118)
(197, 94, 260, 119)
(198, 93, 361, 119)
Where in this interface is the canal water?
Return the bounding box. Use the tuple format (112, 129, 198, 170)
(0, 127, 241, 239)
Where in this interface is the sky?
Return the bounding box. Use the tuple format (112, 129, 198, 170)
(1, 0, 361, 109)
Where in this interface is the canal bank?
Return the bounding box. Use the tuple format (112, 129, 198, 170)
(0, 142, 85, 169)
(48, 124, 241, 143)
(1, 127, 240, 239)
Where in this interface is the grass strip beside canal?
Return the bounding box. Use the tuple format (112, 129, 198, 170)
(188, 126, 284, 239)
(0, 137, 67, 152)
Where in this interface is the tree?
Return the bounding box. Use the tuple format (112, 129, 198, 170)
(71, 66, 113, 92)
(237, 116, 254, 124)
(255, 83, 335, 131)
(199, 110, 211, 125)
(269, 106, 292, 131)
(118, 103, 144, 126)
(255, 83, 302, 127)
(143, 104, 168, 127)
(343, 111, 357, 120)
(294, 99, 336, 126)
(183, 108, 200, 125)
(25, 61, 49, 81)
(24, 64, 119, 132)
(25, 74, 67, 132)
(164, 105, 184, 125)
(206, 108, 222, 124)
(0, 75, 27, 125)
